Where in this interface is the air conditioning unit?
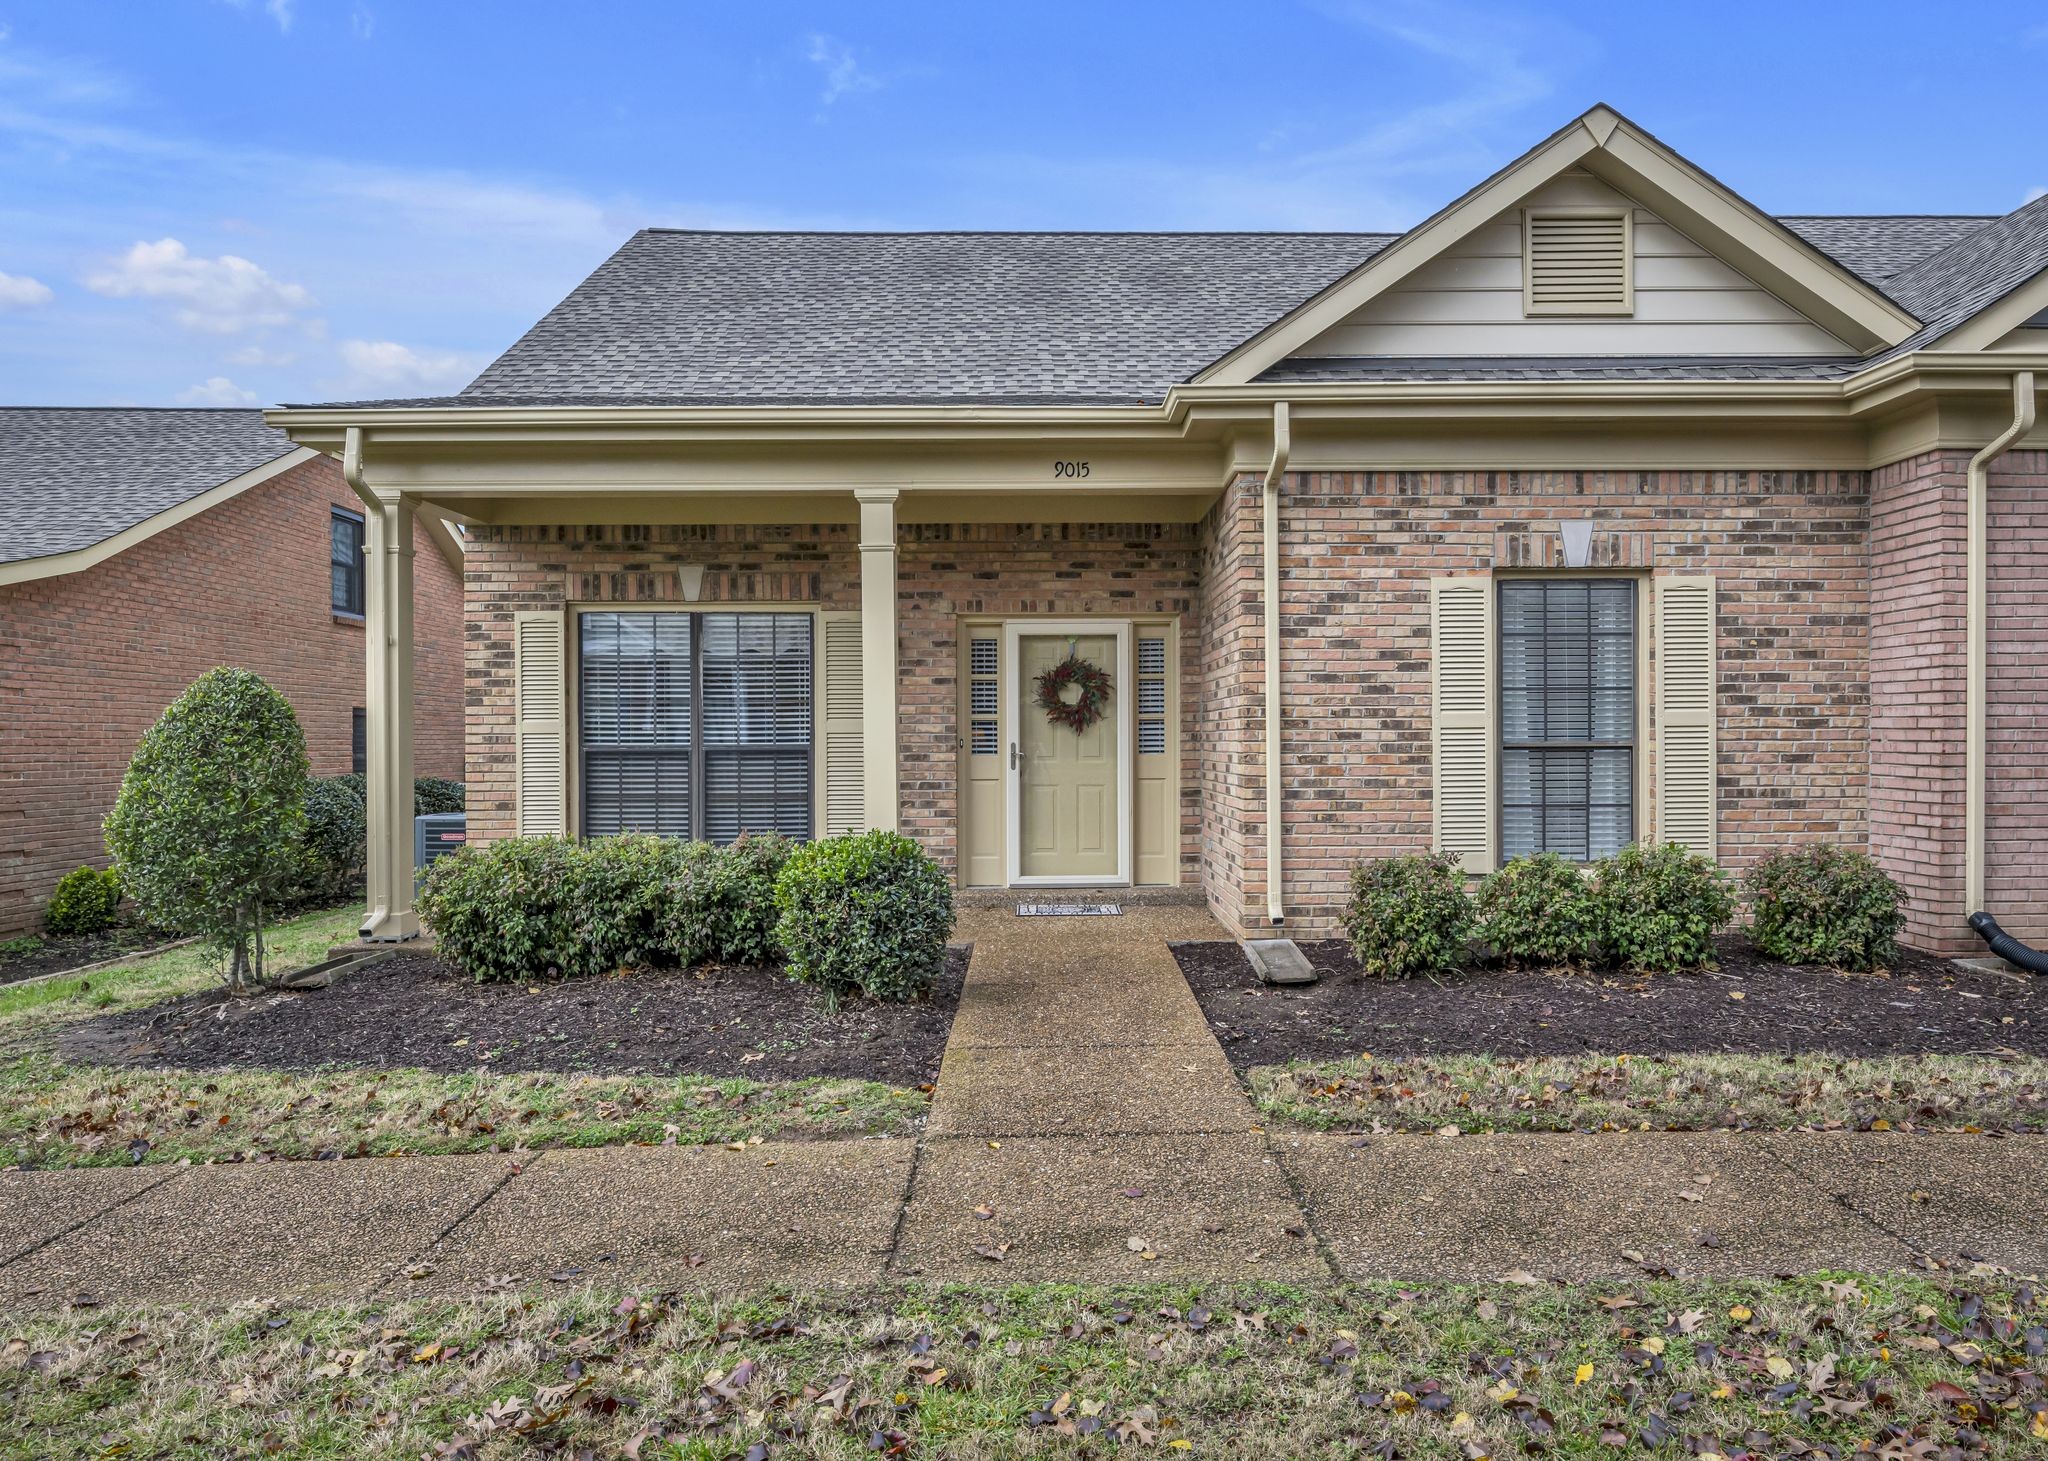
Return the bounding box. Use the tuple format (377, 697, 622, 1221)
(414, 812, 467, 887)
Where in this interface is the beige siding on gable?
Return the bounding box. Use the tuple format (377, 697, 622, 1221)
(1294, 171, 1852, 357)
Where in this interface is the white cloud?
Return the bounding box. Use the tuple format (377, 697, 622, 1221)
(177, 375, 259, 405)
(350, 5, 375, 40)
(337, 339, 488, 393)
(804, 33, 882, 104)
(0, 271, 54, 308)
(226, 343, 298, 367)
(83, 238, 313, 333)
(267, 0, 296, 32)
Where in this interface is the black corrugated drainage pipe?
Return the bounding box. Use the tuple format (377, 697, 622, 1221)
(1967, 912, 2048, 975)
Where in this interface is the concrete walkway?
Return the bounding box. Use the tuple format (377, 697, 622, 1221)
(4, 907, 2047, 1307)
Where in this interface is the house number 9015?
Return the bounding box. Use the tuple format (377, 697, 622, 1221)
(1052, 460, 1091, 478)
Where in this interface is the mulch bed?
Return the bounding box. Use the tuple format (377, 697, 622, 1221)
(1174, 936, 2048, 1070)
(58, 946, 971, 1087)
(0, 924, 174, 987)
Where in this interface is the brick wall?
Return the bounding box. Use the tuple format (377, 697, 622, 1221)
(1868, 451, 1968, 951)
(1987, 450, 2048, 945)
(1250, 468, 1872, 938)
(1196, 477, 1264, 934)
(0, 456, 465, 933)
(461, 522, 1203, 879)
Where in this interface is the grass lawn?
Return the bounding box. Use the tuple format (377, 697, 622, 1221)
(0, 907, 924, 1170)
(1251, 1051, 2048, 1136)
(3, 1274, 2044, 1458)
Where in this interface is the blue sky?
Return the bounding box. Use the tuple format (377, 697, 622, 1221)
(2, 0, 2044, 407)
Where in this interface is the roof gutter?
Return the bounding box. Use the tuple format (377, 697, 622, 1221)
(1262, 402, 1291, 928)
(1966, 371, 2036, 920)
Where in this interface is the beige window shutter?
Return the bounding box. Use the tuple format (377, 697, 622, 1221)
(1430, 577, 1496, 874)
(817, 611, 865, 835)
(512, 610, 568, 837)
(1654, 576, 1717, 858)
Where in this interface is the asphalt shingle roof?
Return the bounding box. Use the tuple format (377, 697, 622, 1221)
(1777, 216, 1994, 283)
(0, 408, 298, 566)
(291, 213, 2040, 410)
(452, 231, 1398, 407)
(1880, 194, 2048, 348)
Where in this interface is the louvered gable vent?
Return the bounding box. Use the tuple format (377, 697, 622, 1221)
(1524, 210, 1632, 315)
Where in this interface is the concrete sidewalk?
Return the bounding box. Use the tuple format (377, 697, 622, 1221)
(4, 906, 2047, 1306)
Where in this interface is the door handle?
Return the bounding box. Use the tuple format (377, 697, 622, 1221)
(1010, 742, 1020, 773)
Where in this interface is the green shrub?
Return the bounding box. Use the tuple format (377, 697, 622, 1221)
(707, 832, 795, 965)
(413, 777, 466, 816)
(774, 831, 954, 1005)
(645, 839, 727, 970)
(300, 775, 369, 900)
(1745, 844, 1903, 971)
(103, 668, 310, 992)
(1343, 853, 1472, 980)
(1476, 853, 1598, 968)
(1589, 841, 1735, 972)
(574, 833, 682, 971)
(44, 865, 124, 937)
(417, 836, 606, 983)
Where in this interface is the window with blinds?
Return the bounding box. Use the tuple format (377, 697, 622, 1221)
(967, 637, 999, 756)
(579, 611, 813, 843)
(1136, 637, 1167, 755)
(330, 507, 365, 617)
(1499, 580, 1635, 862)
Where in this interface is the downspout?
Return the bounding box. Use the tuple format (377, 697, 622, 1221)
(1262, 402, 1290, 927)
(1965, 372, 2035, 921)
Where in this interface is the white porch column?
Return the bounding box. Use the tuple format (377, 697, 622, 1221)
(361, 489, 420, 940)
(855, 487, 900, 832)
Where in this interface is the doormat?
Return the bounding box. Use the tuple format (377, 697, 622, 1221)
(1017, 903, 1123, 917)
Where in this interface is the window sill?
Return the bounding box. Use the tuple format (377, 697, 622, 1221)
(333, 612, 366, 627)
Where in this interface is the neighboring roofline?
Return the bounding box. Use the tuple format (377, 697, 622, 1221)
(0, 446, 317, 586)
(1190, 105, 1925, 386)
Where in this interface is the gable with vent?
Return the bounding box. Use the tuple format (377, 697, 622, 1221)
(1287, 171, 1852, 359)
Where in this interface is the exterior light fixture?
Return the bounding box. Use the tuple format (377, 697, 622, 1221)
(678, 564, 707, 601)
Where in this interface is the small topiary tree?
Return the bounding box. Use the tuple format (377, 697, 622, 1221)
(1475, 852, 1599, 968)
(1745, 844, 1903, 971)
(103, 668, 310, 992)
(44, 865, 124, 937)
(1588, 841, 1735, 973)
(1343, 852, 1472, 980)
(774, 830, 954, 1007)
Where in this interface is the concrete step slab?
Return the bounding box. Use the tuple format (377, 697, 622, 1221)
(0, 1154, 513, 1309)
(1754, 1131, 2048, 1272)
(926, 1041, 1254, 1138)
(0, 1168, 174, 1270)
(414, 1141, 915, 1294)
(894, 1132, 1323, 1282)
(1277, 1131, 1914, 1282)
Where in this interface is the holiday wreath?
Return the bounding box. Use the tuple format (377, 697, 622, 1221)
(1033, 653, 1113, 733)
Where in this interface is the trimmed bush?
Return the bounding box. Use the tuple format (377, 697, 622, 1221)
(1589, 841, 1735, 972)
(1745, 845, 1903, 971)
(774, 831, 954, 1005)
(103, 668, 310, 992)
(413, 777, 466, 816)
(1343, 853, 1472, 981)
(417, 836, 606, 983)
(301, 775, 369, 900)
(45, 865, 123, 937)
(706, 832, 795, 965)
(1476, 852, 1598, 968)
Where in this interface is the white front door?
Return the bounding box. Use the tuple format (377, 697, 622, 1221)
(1003, 620, 1132, 886)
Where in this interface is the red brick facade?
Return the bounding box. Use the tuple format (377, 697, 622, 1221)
(459, 456, 2042, 957)
(0, 455, 464, 933)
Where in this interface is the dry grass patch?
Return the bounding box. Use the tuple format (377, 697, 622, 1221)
(3, 1273, 2045, 1457)
(1252, 1051, 2048, 1135)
